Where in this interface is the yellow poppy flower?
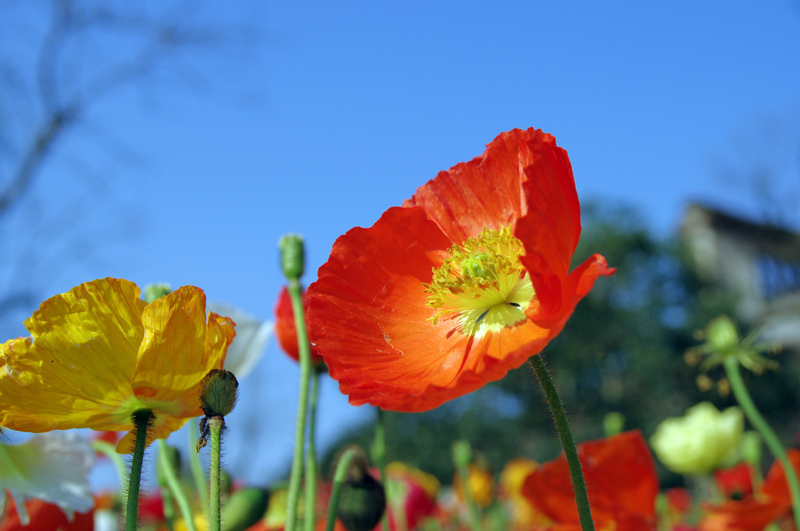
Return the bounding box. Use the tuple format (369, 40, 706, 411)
(0, 278, 235, 453)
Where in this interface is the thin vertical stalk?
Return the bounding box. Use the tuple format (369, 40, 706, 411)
(126, 409, 154, 531)
(208, 417, 224, 531)
(188, 421, 209, 509)
(529, 355, 595, 531)
(374, 408, 389, 531)
(304, 370, 321, 531)
(325, 448, 359, 531)
(157, 440, 197, 531)
(724, 356, 800, 531)
(286, 278, 313, 531)
(456, 464, 483, 531)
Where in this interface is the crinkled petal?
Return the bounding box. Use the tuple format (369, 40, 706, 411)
(133, 286, 234, 425)
(403, 128, 540, 243)
(0, 279, 145, 432)
(515, 138, 615, 320)
(309, 206, 561, 412)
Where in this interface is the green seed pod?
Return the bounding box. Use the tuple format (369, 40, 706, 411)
(279, 234, 305, 280)
(221, 487, 270, 531)
(200, 369, 239, 418)
(707, 316, 740, 356)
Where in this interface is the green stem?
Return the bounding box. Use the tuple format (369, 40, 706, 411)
(374, 408, 389, 531)
(724, 356, 800, 531)
(157, 446, 176, 531)
(286, 279, 313, 531)
(456, 464, 483, 531)
(157, 440, 197, 531)
(188, 421, 209, 509)
(126, 409, 154, 531)
(304, 370, 321, 531)
(91, 440, 128, 487)
(529, 355, 595, 531)
(209, 417, 224, 531)
(325, 448, 359, 531)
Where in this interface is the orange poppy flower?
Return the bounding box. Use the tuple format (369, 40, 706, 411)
(307, 128, 615, 411)
(521, 430, 659, 531)
(274, 286, 324, 366)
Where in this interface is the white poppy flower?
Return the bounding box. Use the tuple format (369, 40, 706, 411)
(0, 431, 94, 524)
(207, 302, 272, 380)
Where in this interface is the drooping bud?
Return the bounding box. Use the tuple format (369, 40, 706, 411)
(334, 446, 386, 531)
(279, 234, 305, 281)
(603, 412, 625, 437)
(220, 487, 269, 531)
(143, 283, 172, 304)
(200, 369, 239, 418)
(452, 440, 472, 469)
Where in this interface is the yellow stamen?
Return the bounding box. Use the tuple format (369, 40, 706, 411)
(424, 226, 534, 336)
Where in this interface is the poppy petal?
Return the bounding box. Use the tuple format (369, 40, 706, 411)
(402, 128, 540, 243)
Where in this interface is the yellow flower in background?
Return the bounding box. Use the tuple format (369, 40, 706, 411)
(0, 278, 235, 453)
(651, 402, 744, 475)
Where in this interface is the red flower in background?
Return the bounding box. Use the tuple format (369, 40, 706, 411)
(0, 498, 93, 531)
(699, 450, 800, 531)
(714, 463, 754, 500)
(307, 128, 614, 412)
(274, 287, 323, 366)
(521, 430, 659, 531)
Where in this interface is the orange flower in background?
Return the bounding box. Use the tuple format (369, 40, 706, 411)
(307, 128, 615, 411)
(0, 278, 235, 453)
(521, 430, 659, 531)
(274, 287, 323, 366)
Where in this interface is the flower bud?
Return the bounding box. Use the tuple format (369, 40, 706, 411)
(650, 402, 743, 475)
(707, 316, 740, 356)
(338, 472, 386, 531)
(200, 369, 239, 418)
(279, 234, 305, 280)
(143, 283, 172, 304)
(220, 487, 269, 531)
(452, 440, 472, 469)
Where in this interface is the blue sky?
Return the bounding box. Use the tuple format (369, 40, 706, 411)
(3, 1, 800, 485)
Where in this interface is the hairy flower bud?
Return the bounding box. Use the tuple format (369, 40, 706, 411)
(279, 234, 305, 280)
(200, 369, 239, 418)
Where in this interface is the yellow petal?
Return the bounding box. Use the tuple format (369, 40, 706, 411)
(0, 279, 146, 432)
(133, 286, 233, 418)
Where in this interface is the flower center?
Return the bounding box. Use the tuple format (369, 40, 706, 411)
(424, 226, 534, 336)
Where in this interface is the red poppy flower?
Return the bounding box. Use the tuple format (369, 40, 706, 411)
(521, 430, 659, 531)
(698, 450, 800, 531)
(714, 462, 754, 500)
(274, 287, 323, 366)
(0, 498, 94, 531)
(307, 128, 615, 411)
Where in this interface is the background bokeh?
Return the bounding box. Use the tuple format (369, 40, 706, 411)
(1, 0, 799, 488)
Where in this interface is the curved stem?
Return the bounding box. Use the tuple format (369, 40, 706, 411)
(304, 370, 320, 531)
(126, 409, 154, 531)
(325, 448, 359, 531)
(724, 356, 800, 531)
(208, 417, 224, 531)
(286, 279, 313, 531)
(457, 463, 484, 531)
(374, 408, 389, 531)
(91, 440, 127, 487)
(188, 421, 209, 509)
(157, 439, 197, 531)
(529, 355, 595, 531)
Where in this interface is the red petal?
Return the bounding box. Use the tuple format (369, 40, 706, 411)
(308, 206, 559, 412)
(521, 431, 659, 524)
(274, 287, 323, 365)
(403, 128, 543, 243)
